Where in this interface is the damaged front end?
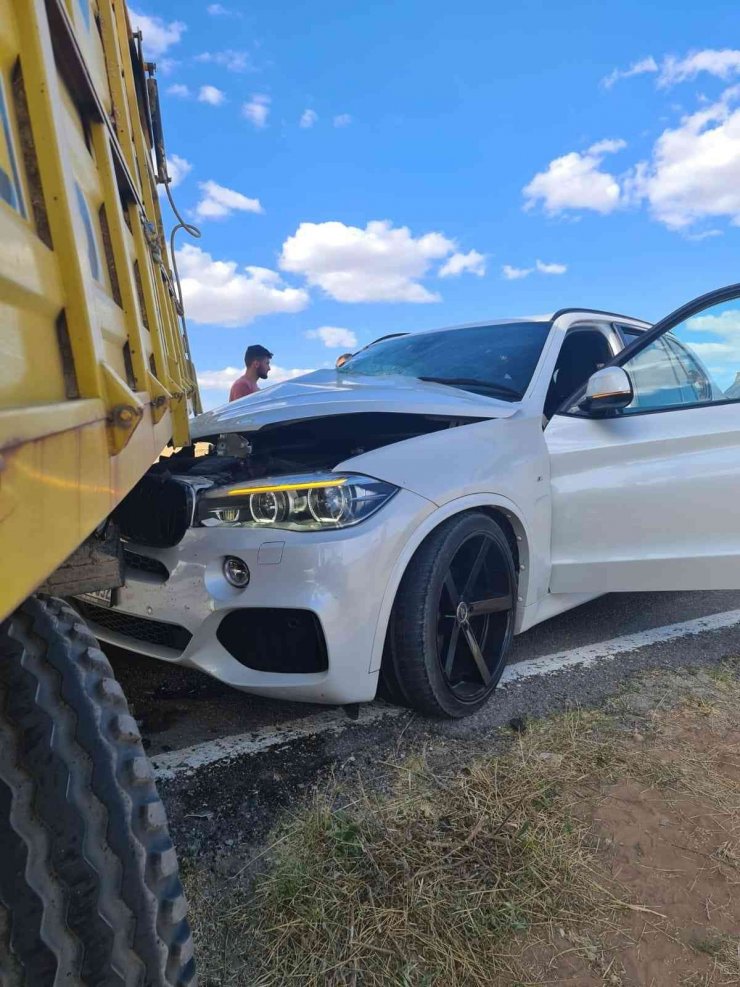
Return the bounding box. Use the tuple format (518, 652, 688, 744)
(113, 411, 484, 547)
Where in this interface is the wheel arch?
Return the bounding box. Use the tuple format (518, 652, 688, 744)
(369, 494, 533, 673)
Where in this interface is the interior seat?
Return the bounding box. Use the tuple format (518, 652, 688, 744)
(544, 330, 613, 419)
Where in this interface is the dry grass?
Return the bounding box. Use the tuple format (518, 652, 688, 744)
(685, 933, 740, 986)
(194, 710, 632, 985)
(184, 664, 740, 986)
(248, 717, 628, 985)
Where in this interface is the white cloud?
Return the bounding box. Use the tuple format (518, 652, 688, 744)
(166, 154, 192, 188)
(306, 326, 358, 349)
(194, 180, 263, 220)
(333, 113, 352, 128)
(198, 85, 226, 106)
(243, 94, 270, 128)
(198, 365, 314, 389)
(587, 139, 627, 155)
(197, 366, 242, 389)
(167, 83, 190, 98)
(206, 3, 228, 13)
(159, 58, 179, 75)
(685, 310, 740, 382)
(128, 8, 185, 57)
(502, 260, 568, 279)
(602, 56, 658, 89)
(523, 138, 626, 216)
(628, 88, 740, 229)
(280, 220, 463, 303)
(300, 109, 318, 129)
(502, 265, 533, 280)
(688, 309, 740, 334)
(604, 49, 740, 91)
(177, 244, 309, 327)
(438, 250, 486, 278)
(536, 259, 567, 275)
(659, 49, 740, 88)
(196, 50, 251, 72)
(686, 228, 723, 241)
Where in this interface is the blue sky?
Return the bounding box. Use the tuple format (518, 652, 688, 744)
(130, 1, 740, 408)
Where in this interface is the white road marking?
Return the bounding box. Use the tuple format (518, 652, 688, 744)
(499, 608, 740, 686)
(152, 703, 404, 781)
(152, 607, 740, 780)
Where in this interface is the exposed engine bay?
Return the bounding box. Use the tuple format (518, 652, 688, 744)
(114, 412, 483, 546)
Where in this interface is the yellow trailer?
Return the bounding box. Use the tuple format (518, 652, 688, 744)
(0, 2, 199, 982)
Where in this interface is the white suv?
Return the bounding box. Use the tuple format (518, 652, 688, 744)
(75, 284, 740, 717)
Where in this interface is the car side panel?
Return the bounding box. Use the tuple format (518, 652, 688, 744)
(547, 402, 740, 591)
(338, 415, 552, 621)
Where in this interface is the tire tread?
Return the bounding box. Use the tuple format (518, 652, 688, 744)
(382, 513, 516, 718)
(0, 595, 195, 986)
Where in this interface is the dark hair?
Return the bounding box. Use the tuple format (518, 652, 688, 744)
(244, 344, 273, 367)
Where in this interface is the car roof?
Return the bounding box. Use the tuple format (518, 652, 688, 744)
(551, 307, 651, 328)
(368, 310, 650, 346)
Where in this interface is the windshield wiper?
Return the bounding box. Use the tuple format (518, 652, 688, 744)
(418, 376, 522, 401)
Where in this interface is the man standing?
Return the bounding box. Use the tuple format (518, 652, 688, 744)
(229, 344, 273, 401)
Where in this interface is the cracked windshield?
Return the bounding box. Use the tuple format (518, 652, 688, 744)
(338, 321, 551, 399)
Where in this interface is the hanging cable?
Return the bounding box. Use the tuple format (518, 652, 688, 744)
(145, 65, 203, 410)
(163, 178, 201, 413)
(164, 178, 200, 321)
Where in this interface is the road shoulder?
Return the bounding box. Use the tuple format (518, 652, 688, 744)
(182, 660, 740, 985)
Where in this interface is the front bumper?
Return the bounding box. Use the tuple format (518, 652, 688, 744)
(80, 489, 434, 704)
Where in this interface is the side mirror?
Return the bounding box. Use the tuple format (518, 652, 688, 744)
(578, 366, 633, 414)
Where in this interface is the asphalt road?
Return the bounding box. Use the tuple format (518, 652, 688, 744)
(106, 588, 740, 756)
(102, 588, 740, 860)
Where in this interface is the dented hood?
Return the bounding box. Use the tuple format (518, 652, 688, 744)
(190, 370, 518, 438)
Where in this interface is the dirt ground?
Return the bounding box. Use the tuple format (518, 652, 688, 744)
(530, 698, 740, 986)
(183, 662, 740, 986)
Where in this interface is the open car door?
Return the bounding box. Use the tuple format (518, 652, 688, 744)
(546, 283, 740, 593)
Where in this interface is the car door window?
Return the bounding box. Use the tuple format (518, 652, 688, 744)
(544, 328, 613, 418)
(619, 299, 739, 414)
(614, 324, 644, 347)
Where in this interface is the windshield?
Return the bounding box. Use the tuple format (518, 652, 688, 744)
(337, 321, 551, 400)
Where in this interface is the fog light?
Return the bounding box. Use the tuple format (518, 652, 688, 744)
(223, 556, 250, 588)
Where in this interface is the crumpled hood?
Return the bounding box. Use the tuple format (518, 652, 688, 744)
(191, 369, 518, 438)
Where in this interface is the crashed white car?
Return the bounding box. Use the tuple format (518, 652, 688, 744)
(75, 284, 740, 717)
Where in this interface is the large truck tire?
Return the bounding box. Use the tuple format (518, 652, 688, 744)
(0, 595, 195, 986)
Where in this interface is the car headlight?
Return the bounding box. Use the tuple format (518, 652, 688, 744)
(197, 474, 398, 530)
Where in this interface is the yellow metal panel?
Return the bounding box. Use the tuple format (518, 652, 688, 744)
(0, 301, 67, 406)
(66, 0, 112, 115)
(0, 209, 63, 313)
(0, 0, 200, 621)
(0, 399, 104, 447)
(96, 0, 136, 176)
(0, 396, 178, 616)
(15, 0, 105, 399)
(0, 14, 28, 221)
(0, 79, 25, 219)
(91, 123, 152, 393)
(0, 416, 111, 615)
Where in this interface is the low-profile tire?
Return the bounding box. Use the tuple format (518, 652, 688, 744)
(0, 594, 195, 986)
(382, 512, 517, 718)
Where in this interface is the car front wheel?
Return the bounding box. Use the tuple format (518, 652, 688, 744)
(382, 512, 516, 718)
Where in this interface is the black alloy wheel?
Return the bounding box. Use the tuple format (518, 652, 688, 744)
(437, 530, 514, 702)
(381, 512, 517, 717)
